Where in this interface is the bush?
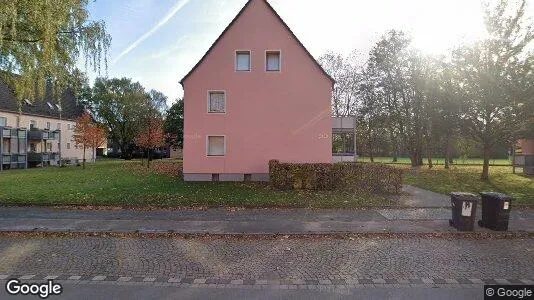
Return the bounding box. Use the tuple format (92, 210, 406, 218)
(269, 160, 403, 194)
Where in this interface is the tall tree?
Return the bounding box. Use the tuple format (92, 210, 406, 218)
(318, 52, 360, 116)
(453, 0, 534, 180)
(73, 111, 105, 169)
(0, 0, 110, 104)
(91, 78, 152, 159)
(135, 117, 165, 168)
(164, 99, 184, 150)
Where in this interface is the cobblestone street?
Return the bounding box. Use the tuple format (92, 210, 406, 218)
(0, 236, 532, 282)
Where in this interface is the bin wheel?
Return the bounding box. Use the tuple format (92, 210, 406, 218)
(478, 220, 484, 227)
(448, 219, 453, 227)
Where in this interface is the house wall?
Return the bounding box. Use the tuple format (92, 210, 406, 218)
(0, 110, 85, 160)
(518, 139, 534, 155)
(183, 0, 332, 180)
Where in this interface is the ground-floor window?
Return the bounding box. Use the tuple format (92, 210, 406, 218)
(207, 136, 225, 156)
(332, 132, 354, 155)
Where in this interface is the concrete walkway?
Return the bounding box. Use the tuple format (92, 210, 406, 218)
(0, 206, 532, 234)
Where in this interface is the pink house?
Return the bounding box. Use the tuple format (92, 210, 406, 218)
(181, 0, 347, 181)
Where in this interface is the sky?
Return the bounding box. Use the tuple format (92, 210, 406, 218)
(85, 0, 530, 104)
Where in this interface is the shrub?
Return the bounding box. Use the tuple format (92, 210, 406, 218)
(269, 160, 403, 194)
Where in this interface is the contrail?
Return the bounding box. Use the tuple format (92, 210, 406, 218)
(111, 0, 192, 64)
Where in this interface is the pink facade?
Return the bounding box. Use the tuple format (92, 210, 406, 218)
(181, 0, 334, 181)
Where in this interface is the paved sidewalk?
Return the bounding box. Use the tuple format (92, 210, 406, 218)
(0, 206, 532, 234)
(0, 236, 532, 299)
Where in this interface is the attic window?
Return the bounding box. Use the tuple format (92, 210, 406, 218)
(266, 51, 281, 72)
(47, 102, 54, 109)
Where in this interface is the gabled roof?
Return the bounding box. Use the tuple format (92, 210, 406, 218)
(0, 79, 84, 121)
(180, 0, 335, 86)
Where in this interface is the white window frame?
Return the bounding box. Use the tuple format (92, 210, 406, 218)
(46, 122, 50, 129)
(29, 120, 37, 129)
(206, 135, 226, 157)
(0, 116, 6, 127)
(265, 50, 282, 72)
(235, 50, 252, 72)
(207, 90, 227, 114)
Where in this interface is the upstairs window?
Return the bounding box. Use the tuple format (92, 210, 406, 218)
(235, 51, 251, 71)
(46, 122, 50, 129)
(0, 116, 6, 127)
(208, 91, 226, 113)
(266, 51, 281, 71)
(30, 120, 37, 129)
(207, 136, 225, 157)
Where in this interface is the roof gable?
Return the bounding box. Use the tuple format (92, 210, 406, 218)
(180, 0, 334, 85)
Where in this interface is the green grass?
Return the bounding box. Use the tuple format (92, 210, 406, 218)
(358, 157, 511, 166)
(402, 165, 534, 205)
(0, 160, 392, 209)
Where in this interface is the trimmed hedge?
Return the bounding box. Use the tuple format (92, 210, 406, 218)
(269, 160, 403, 194)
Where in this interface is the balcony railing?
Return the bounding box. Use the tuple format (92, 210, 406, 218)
(27, 129, 57, 140)
(2, 154, 10, 164)
(27, 152, 50, 162)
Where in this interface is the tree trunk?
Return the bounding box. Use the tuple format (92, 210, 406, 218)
(83, 146, 86, 169)
(512, 146, 516, 174)
(481, 144, 491, 181)
(444, 135, 450, 169)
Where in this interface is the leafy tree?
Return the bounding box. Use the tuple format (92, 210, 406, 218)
(164, 99, 184, 150)
(135, 117, 165, 168)
(0, 0, 110, 104)
(453, 0, 534, 180)
(73, 111, 106, 169)
(91, 78, 152, 159)
(318, 52, 360, 116)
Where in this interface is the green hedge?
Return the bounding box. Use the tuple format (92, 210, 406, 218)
(269, 160, 403, 194)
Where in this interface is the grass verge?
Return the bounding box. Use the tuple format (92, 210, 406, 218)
(0, 160, 395, 209)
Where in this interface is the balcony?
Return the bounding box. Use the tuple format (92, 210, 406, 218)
(27, 129, 57, 140)
(27, 152, 50, 162)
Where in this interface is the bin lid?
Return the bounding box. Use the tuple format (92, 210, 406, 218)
(479, 192, 512, 201)
(450, 192, 478, 201)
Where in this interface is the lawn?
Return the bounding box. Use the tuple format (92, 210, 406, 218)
(0, 160, 393, 209)
(358, 156, 511, 166)
(402, 165, 534, 205)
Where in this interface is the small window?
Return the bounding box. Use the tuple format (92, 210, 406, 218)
(207, 136, 225, 156)
(30, 120, 36, 129)
(47, 142, 52, 152)
(46, 122, 50, 129)
(208, 91, 226, 113)
(212, 174, 220, 182)
(0, 117, 6, 127)
(235, 51, 251, 71)
(266, 51, 281, 71)
(30, 143, 36, 152)
(67, 124, 71, 130)
(66, 143, 71, 150)
(57, 123, 61, 130)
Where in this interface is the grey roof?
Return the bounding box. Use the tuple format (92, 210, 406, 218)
(0, 79, 84, 121)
